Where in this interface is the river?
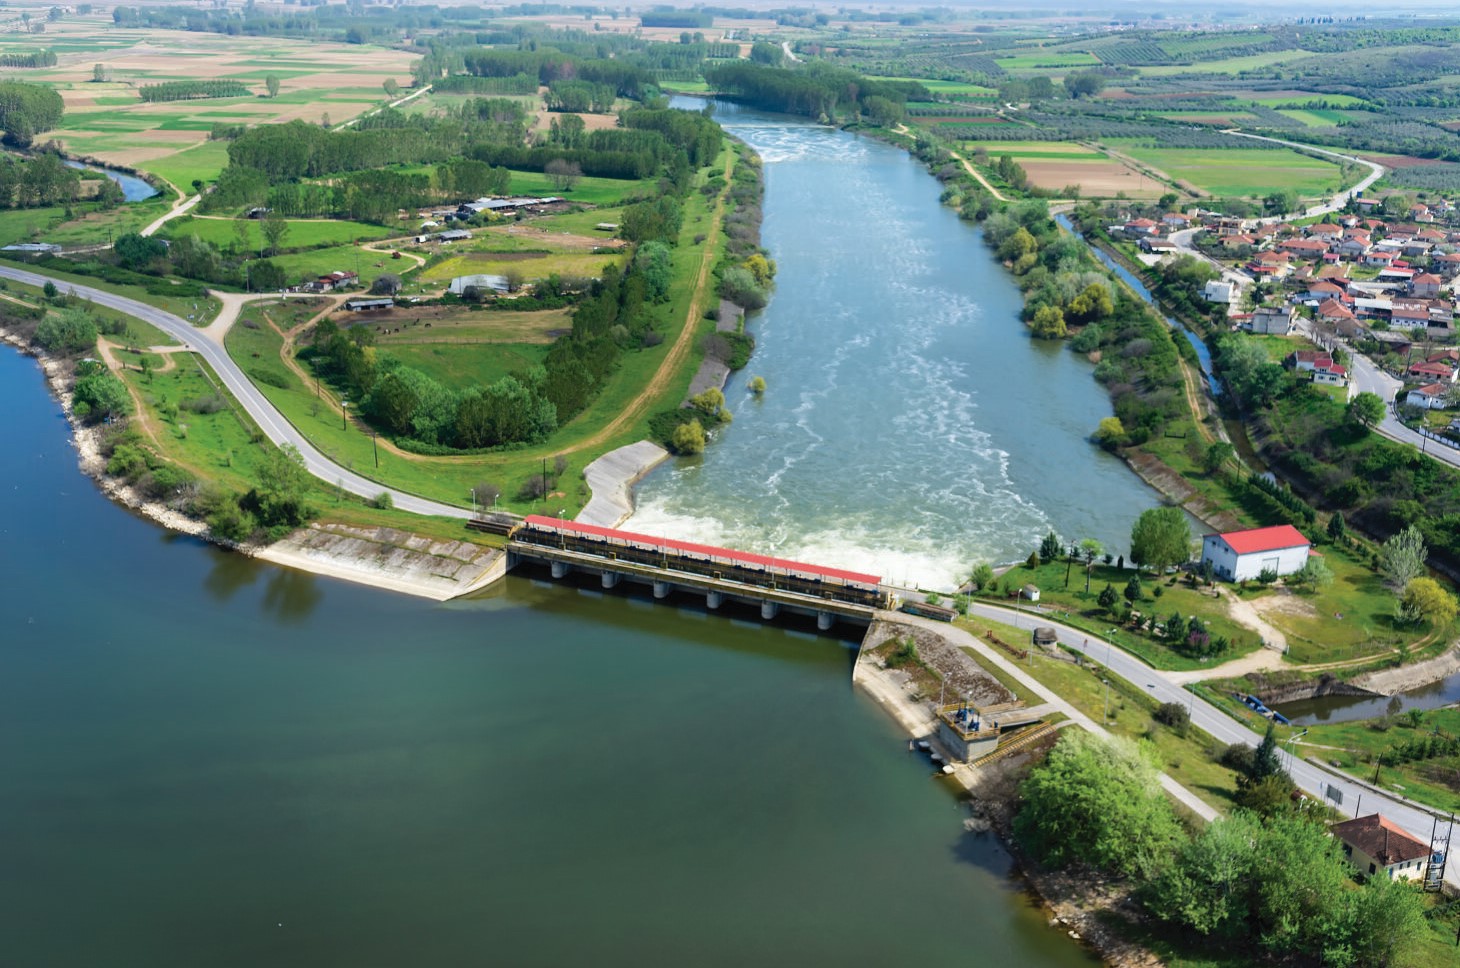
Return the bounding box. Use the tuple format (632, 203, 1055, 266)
(64, 159, 160, 202)
(634, 101, 1166, 589)
(0, 344, 1098, 964)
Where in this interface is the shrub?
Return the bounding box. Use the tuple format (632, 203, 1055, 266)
(371, 491, 394, 510)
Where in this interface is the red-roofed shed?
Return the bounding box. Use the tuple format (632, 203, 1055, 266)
(1201, 525, 1310, 582)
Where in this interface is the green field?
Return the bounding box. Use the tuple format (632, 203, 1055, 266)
(420, 251, 625, 285)
(1138, 50, 1315, 77)
(161, 216, 396, 251)
(868, 76, 997, 97)
(1110, 143, 1345, 197)
(1250, 93, 1370, 108)
(137, 142, 233, 190)
(965, 141, 1108, 161)
(1276, 109, 1348, 128)
(994, 51, 1101, 70)
(383, 341, 553, 389)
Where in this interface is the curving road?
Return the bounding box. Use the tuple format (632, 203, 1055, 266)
(1, 264, 471, 518)
(967, 600, 1459, 888)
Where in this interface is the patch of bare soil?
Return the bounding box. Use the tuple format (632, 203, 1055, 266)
(862, 619, 1014, 706)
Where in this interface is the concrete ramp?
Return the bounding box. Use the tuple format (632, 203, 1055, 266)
(577, 440, 670, 528)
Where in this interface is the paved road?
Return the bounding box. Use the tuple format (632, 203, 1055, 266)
(0, 264, 471, 518)
(966, 601, 1460, 887)
(1327, 331, 1460, 470)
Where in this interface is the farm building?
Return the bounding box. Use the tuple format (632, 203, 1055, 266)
(343, 297, 394, 312)
(1331, 814, 1433, 882)
(448, 274, 511, 296)
(1248, 305, 1297, 336)
(1200, 525, 1310, 582)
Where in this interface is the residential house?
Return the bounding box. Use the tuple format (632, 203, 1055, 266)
(1279, 237, 1329, 259)
(1247, 251, 1293, 279)
(1407, 383, 1450, 410)
(1305, 281, 1346, 302)
(1249, 305, 1297, 335)
(1220, 233, 1257, 251)
(1123, 217, 1160, 238)
(1433, 252, 1460, 278)
(304, 270, 359, 293)
(1317, 264, 1352, 282)
(1335, 236, 1371, 260)
(1317, 298, 1356, 328)
(1203, 280, 1235, 304)
(1312, 360, 1348, 387)
(1200, 525, 1311, 582)
(1411, 273, 1444, 298)
(1161, 213, 1192, 231)
(1307, 223, 1343, 242)
(1139, 237, 1179, 255)
(1411, 203, 1435, 223)
(1331, 814, 1434, 882)
(1356, 197, 1383, 213)
(1407, 360, 1456, 383)
(1364, 250, 1397, 267)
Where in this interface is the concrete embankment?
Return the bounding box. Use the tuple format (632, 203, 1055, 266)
(1353, 644, 1460, 697)
(255, 524, 504, 602)
(577, 440, 671, 528)
(1251, 674, 1383, 705)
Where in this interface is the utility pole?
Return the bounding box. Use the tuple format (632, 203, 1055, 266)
(372, 430, 378, 468)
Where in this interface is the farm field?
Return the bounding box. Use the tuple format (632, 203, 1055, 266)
(969, 141, 1165, 198)
(994, 51, 1101, 70)
(161, 216, 397, 251)
(1276, 109, 1350, 127)
(1250, 93, 1370, 108)
(1107, 143, 1347, 197)
(420, 250, 626, 285)
(1137, 50, 1317, 77)
(868, 76, 997, 97)
(4, 23, 413, 190)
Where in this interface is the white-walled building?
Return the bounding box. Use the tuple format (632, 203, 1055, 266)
(1331, 814, 1434, 882)
(1200, 525, 1310, 582)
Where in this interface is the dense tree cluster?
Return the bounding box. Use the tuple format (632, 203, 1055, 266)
(138, 80, 251, 102)
(0, 152, 82, 207)
(0, 49, 56, 68)
(1020, 731, 1428, 967)
(704, 60, 928, 120)
(0, 81, 63, 146)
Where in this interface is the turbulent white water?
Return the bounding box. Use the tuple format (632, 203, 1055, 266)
(631, 105, 1163, 589)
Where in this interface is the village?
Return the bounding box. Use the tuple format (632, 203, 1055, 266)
(1117, 196, 1460, 436)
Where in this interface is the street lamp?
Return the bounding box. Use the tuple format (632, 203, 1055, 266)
(341, 399, 349, 430)
(1285, 729, 1309, 770)
(1105, 627, 1118, 667)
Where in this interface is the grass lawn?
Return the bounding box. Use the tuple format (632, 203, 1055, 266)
(506, 170, 652, 207)
(994, 51, 1101, 70)
(1299, 707, 1460, 815)
(136, 142, 239, 190)
(983, 559, 1264, 672)
(161, 216, 396, 251)
(382, 342, 553, 388)
(1251, 93, 1370, 108)
(419, 251, 625, 284)
(1010, 641, 1243, 812)
(0, 257, 222, 324)
(1109, 144, 1346, 198)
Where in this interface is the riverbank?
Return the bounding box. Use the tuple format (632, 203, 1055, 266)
(577, 440, 671, 527)
(0, 328, 505, 602)
(851, 617, 1165, 968)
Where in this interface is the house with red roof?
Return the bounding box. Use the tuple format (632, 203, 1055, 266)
(1280, 237, 1329, 258)
(1407, 360, 1456, 383)
(1308, 223, 1343, 242)
(1407, 383, 1450, 410)
(1412, 273, 1444, 298)
(1200, 525, 1310, 582)
(1331, 814, 1434, 882)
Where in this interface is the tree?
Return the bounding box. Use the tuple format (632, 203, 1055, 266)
(249, 259, 285, 292)
(1380, 525, 1428, 592)
(544, 158, 582, 191)
(1202, 441, 1234, 475)
(471, 481, 501, 509)
(1143, 811, 1261, 940)
(1066, 282, 1113, 323)
(748, 375, 766, 395)
(1327, 512, 1347, 541)
(383, 78, 399, 98)
(1013, 731, 1182, 879)
(1098, 583, 1119, 612)
(248, 442, 311, 529)
(1291, 557, 1333, 592)
(1063, 70, 1106, 99)
(370, 273, 402, 295)
(1251, 721, 1283, 782)
(1033, 308, 1068, 343)
(1401, 576, 1458, 627)
(1263, 188, 1299, 216)
(265, 74, 280, 98)
(71, 372, 129, 421)
(969, 562, 995, 591)
(1130, 506, 1191, 574)
(632, 241, 673, 302)
(1094, 416, 1126, 450)
(1124, 574, 1142, 604)
(1348, 391, 1385, 430)
(1080, 538, 1103, 593)
(259, 211, 289, 255)
(1039, 531, 1063, 563)
(34, 306, 97, 354)
(670, 419, 706, 455)
(92, 63, 108, 83)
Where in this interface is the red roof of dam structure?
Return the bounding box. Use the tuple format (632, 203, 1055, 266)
(523, 516, 883, 586)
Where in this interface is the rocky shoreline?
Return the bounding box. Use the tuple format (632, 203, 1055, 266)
(1, 329, 503, 601)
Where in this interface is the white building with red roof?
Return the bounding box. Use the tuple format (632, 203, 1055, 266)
(1201, 525, 1311, 582)
(1331, 814, 1435, 882)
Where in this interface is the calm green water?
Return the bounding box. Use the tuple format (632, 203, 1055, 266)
(637, 102, 1165, 588)
(0, 349, 1098, 965)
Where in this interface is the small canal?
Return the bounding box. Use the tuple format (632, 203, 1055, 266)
(64, 159, 159, 202)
